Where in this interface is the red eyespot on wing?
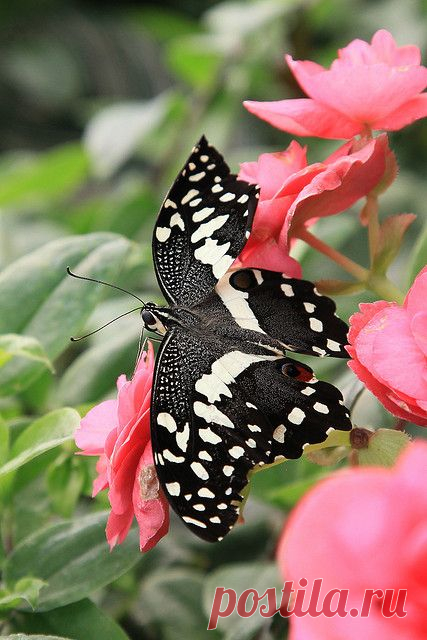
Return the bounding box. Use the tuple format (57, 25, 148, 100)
(281, 362, 314, 382)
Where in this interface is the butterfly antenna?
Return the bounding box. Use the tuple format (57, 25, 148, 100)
(70, 306, 142, 342)
(66, 267, 146, 306)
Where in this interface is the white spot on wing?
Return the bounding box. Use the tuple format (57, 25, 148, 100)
(164, 198, 177, 209)
(288, 408, 305, 425)
(237, 194, 249, 204)
(157, 412, 177, 433)
(192, 206, 215, 222)
(304, 302, 316, 313)
(212, 184, 223, 193)
(219, 192, 236, 202)
(191, 214, 229, 244)
(223, 465, 234, 476)
(166, 482, 180, 496)
(183, 516, 207, 528)
(229, 445, 245, 459)
(170, 212, 185, 231)
(301, 387, 315, 396)
(189, 171, 206, 182)
(310, 318, 323, 332)
(181, 189, 199, 204)
(191, 461, 209, 480)
(194, 401, 235, 429)
(195, 351, 274, 403)
(176, 422, 190, 452)
(156, 226, 171, 242)
(281, 284, 294, 297)
(163, 449, 185, 463)
(199, 427, 222, 444)
(314, 402, 329, 414)
(327, 339, 342, 352)
(198, 487, 215, 499)
(216, 271, 267, 334)
(273, 424, 287, 443)
(313, 346, 327, 356)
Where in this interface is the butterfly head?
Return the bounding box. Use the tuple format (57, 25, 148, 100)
(140, 303, 169, 336)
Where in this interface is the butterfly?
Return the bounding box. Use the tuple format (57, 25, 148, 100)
(141, 136, 352, 542)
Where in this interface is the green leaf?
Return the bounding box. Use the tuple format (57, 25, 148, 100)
(372, 213, 416, 276)
(1, 635, 72, 640)
(204, 0, 292, 38)
(0, 408, 80, 477)
(203, 562, 282, 640)
(17, 599, 129, 640)
(0, 578, 46, 612)
(0, 143, 88, 209)
(356, 428, 411, 467)
(135, 569, 217, 640)
(84, 93, 171, 177)
(46, 455, 85, 518)
(0, 335, 53, 372)
(0, 233, 131, 394)
(409, 222, 427, 285)
(56, 326, 140, 405)
(4, 511, 142, 611)
(166, 36, 224, 90)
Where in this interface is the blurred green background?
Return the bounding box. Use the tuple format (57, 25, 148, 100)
(0, 1, 426, 638)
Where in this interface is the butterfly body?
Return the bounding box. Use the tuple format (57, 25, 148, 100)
(145, 136, 352, 542)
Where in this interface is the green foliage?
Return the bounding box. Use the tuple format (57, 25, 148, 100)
(0, 1, 426, 639)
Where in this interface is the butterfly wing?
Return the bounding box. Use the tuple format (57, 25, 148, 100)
(192, 268, 350, 358)
(151, 326, 351, 542)
(152, 136, 259, 306)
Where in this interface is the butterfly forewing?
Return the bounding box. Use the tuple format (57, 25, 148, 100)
(151, 326, 351, 541)
(152, 136, 259, 306)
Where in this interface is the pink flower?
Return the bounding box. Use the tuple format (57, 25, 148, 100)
(244, 30, 427, 139)
(347, 266, 427, 426)
(277, 441, 427, 640)
(236, 135, 388, 272)
(75, 343, 169, 551)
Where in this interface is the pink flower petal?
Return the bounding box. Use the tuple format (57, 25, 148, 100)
(244, 99, 362, 139)
(411, 312, 427, 357)
(373, 93, 427, 131)
(371, 29, 421, 66)
(240, 141, 307, 201)
(282, 136, 387, 241)
(235, 237, 302, 277)
(405, 266, 427, 316)
(132, 443, 169, 552)
(287, 55, 427, 124)
(279, 442, 427, 639)
(355, 306, 427, 400)
(74, 399, 118, 455)
(106, 508, 134, 549)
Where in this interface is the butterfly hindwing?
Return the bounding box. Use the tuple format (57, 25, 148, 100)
(151, 326, 351, 542)
(192, 268, 349, 358)
(152, 136, 259, 306)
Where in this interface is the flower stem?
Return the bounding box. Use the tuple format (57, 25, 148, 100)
(298, 228, 405, 303)
(366, 194, 380, 264)
(365, 274, 405, 304)
(298, 229, 369, 281)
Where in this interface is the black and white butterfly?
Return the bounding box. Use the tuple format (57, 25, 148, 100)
(141, 136, 352, 542)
